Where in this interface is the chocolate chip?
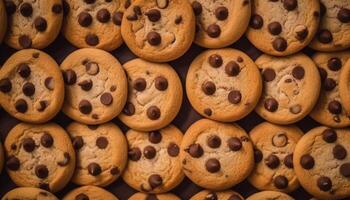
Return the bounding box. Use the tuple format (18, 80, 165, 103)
(207, 135, 221, 148)
(318, 29, 333, 44)
(5, 1, 16, 15)
(204, 108, 212, 116)
(254, 149, 263, 163)
(133, 6, 141, 15)
(84, 0, 95, 4)
(340, 163, 350, 177)
(146, 9, 161, 22)
(129, 147, 142, 161)
(0, 78, 12, 93)
(23, 138, 35, 152)
(35, 165, 49, 179)
(318, 67, 328, 81)
(6, 156, 20, 170)
(123, 102, 135, 116)
(20, 3, 32, 17)
(79, 100, 92, 114)
(88, 163, 102, 176)
(209, 54, 223, 68)
(323, 78, 336, 91)
(317, 176, 332, 191)
(206, 158, 221, 173)
(205, 192, 217, 200)
(333, 144, 347, 160)
(76, 193, 89, 200)
(229, 195, 242, 200)
(284, 154, 294, 168)
(78, 12, 92, 27)
(147, 106, 161, 120)
(207, 24, 221, 38)
(52, 4, 62, 14)
(149, 131, 162, 144)
(73, 136, 84, 150)
(19, 35, 32, 48)
(37, 101, 48, 111)
(328, 100, 342, 115)
(283, 0, 297, 11)
(167, 143, 179, 157)
(44, 77, 54, 90)
(272, 37, 287, 51)
(97, 9, 111, 23)
(18, 64, 31, 78)
(225, 61, 240, 76)
(264, 98, 279, 112)
(237, 57, 243, 63)
(268, 22, 282, 35)
(110, 167, 120, 175)
(147, 32, 161, 45)
(34, 17, 47, 32)
(11, 143, 17, 150)
(41, 133, 53, 148)
(144, 146, 156, 159)
(57, 152, 70, 166)
(227, 90, 242, 104)
(149, 174, 162, 188)
(338, 8, 350, 23)
(228, 137, 242, 151)
(112, 12, 123, 26)
(292, 66, 305, 80)
(250, 14, 263, 29)
(85, 34, 99, 46)
(328, 57, 342, 71)
(100, 93, 113, 105)
(22, 82, 35, 96)
(63, 69, 77, 85)
(202, 81, 216, 95)
(78, 80, 93, 91)
(290, 105, 301, 114)
(96, 136, 108, 149)
(110, 85, 116, 92)
(15, 99, 28, 113)
(155, 76, 168, 91)
(274, 175, 288, 189)
(175, 16, 182, 24)
(300, 154, 314, 169)
(133, 78, 146, 91)
(192, 1, 202, 16)
(322, 129, 337, 143)
(295, 28, 308, 41)
(265, 154, 280, 169)
(188, 144, 203, 158)
(126, 13, 138, 21)
(215, 7, 228, 20)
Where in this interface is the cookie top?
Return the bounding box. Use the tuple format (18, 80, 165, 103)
(180, 119, 254, 190)
(186, 48, 262, 122)
(190, 0, 251, 48)
(190, 190, 244, 200)
(309, 1, 350, 52)
(2, 187, 59, 200)
(339, 58, 350, 114)
(4, 0, 63, 49)
(0, 49, 65, 123)
(246, 191, 294, 200)
(119, 58, 183, 131)
(293, 127, 350, 199)
(121, 0, 195, 62)
(62, 186, 119, 200)
(0, 0, 7, 43)
(4, 123, 76, 192)
(122, 125, 184, 193)
(310, 51, 350, 128)
(246, 0, 319, 56)
(61, 48, 127, 125)
(128, 193, 181, 200)
(62, 0, 126, 51)
(255, 53, 321, 124)
(66, 122, 128, 187)
(248, 122, 303, 193)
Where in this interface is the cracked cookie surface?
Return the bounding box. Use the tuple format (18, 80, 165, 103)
(62, 186, 118, 200)
(122, 125, 184, 193)
(61, 48, 127, 125)
(190, 190, 244, 200)
(294, 127, 350, 200)
(339, 58, 350, 114)
(255, 53, 321, 125)
(180, 119, 254, 190)
(186, 48, 262, 122)
(4, 123, 76, 192)
(246, 0, 319, 56)
(246, 191, 294, 200)
(2, 187, 59, 200)
(121, 0, 195, 62)
(0, 49, 64, 123)
(66, 122, 127, 187)
(119, 58, 182, 131)
(129, 192, 181, 200)
(0, 0, 7, 44)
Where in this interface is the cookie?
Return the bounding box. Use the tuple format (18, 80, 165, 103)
(310, 51, 350, 128)
(4, 123, 76, 192)
(62, 186, 118, 200)
(186, 48, 262, 122)
(129, 193, 181, 200)
(0, 0, 7, 43)
(122, 125, 184, 193)
(2, 187, 59, 200)
(62, 0, 126, 51)
(294, 127, 350, 200)
(246, 0, 319, 56)
(190, 190, 244, 200)
(255, 53, 321, 124)
(4, 0, 63, 49)
(66, 122, 127, 186)
(309, 1, 350, 52)
(246, 191, 294, 200)
(180, 119, 254, 190)
(339, 58, 350, 114)
(61, 48, 127, 125)
(119, 58, 182, 131)
(190, 0, 251, 48)
(121, 0, 195, 62)
(0, 49, 65, 123)
(248, 122, 303, 193)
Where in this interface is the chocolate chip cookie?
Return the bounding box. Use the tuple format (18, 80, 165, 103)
(61, 48, 127, 125)
(119, 58, 182, 131)
(255, 53, 321, 124)
(246, 191, 294, 200)
(0, 0, 7, 44)
(339, 58, 350, 114)
(2, 187, 59, 200)
(4, 0, 63, 49)
(129, 193, 181, 200)
(294, 127, 350, 200)
(246, 0, 320, 56)
(4, 123, 76, 192)
(190, 190, 244, 200)
(190, 0, 251, 48)
(62, 186, 119, 200)
(0, 49, 65, 123)
(180, 119, 254, 190)
(121, 0, 195, 62)
(248, 122, 303, 193)
(309, 1, 350, 52)
(186, 48, 262, 122)
(310, 51, 350, 128)
(122, 125, 184, 193)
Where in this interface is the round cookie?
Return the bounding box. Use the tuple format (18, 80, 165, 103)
(309, 1, 350, 52)
(122, 125, 184, 193)
(246, 191, 294, 200)
(4, 123, 76, 192)
(246, 0, 319, 56)
(248, 122, 303, 193)
(339, 58, 350, 114)
(0, 0, 7, 43)
(294, 127, 350, 200)
(180, 119, 254, 190)
(119, 58, 182, 131)
(61, 48, 127, 125)
(4, 0, 63, 49)
(66, 122, 128, 186)
(62, 186, 118, 200)
(186, 48, 262, 122)
(255, 53, 321, 125)
(310, 51, 350, 128)
(2, 187, 59, 200)
(129, 193, 181, 200)
(190, 190, 244, 200)
(121, 0, 195, 62)
(0, 49, 65, 123)
(190, 0, 251, 48)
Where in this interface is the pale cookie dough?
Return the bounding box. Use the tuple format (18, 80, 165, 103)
(4, 123, 76, 192)
(61, 48, 127, 125)
(62, 186, 119, 200)
(0, 0, 7, 44)
(255, 53, 321, 125)
(119, 58, 182, 131)
(294, 127, 350, 200)
(180, 119, 254, 190)
(310, 51, 350, 128)
(121, 0, 195, 62)
(122, 125, 184, 193)
(129, 193, 181, 200)
(339, 58, 350, 114)
(4, 0, 63, 49)
(66, 122, 127, 187)
(0, 49, 65, 123)
(246, 191, 294, 200)
(1, 187, 59, 200)
(186, 48, 262, 122)
(190, 190, 244, 200)
(246, 0, 319, 56)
